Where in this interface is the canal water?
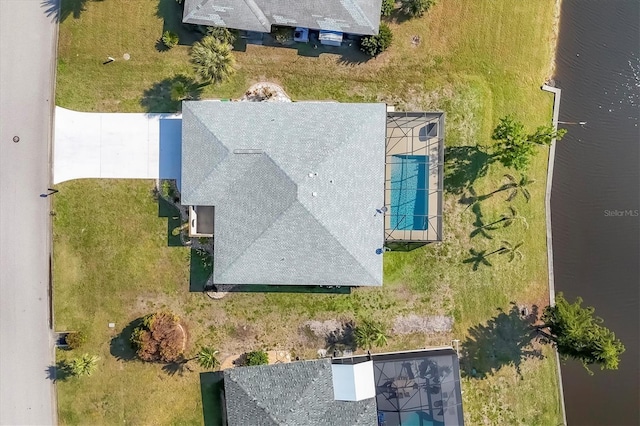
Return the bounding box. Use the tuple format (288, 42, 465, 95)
(551, 0, 639, 425)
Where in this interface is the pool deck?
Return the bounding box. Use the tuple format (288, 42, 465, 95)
(384, 112, 444, 242)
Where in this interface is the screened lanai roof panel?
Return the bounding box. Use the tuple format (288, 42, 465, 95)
(385, 112, 444, 243)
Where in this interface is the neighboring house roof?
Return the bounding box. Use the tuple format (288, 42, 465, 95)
(180, 101, 386, 286)
(223, 359, 377, 426)
(334, 348, 465, 426)
(182, 0, 383, 35)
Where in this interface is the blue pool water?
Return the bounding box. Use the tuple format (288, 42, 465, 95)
(390, 155, 429, 231)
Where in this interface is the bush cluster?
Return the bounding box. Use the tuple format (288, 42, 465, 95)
(360, 23, 393, 56)
(381, 0, 395, 16)
(245, 350, 269, 366)
(65, 331, 87, 350)
(130, 312, 185, 363)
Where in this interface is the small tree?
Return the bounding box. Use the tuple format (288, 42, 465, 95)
(68, 354, 99, 377)
(65, 331, 87, 350)
(196, 347, 220, 370)
(492, 115, 567, 171)
(130, 311, 185, 363)
(354, 319, 388, 350)
(360, 23, 393, 57)
(190, 36, 236, 85)
(538, 293, 625, 374)
(400, 0, 436, 18)
(381, 0, 395, 16)
(162, 31, 179, 48)
(245, 350, 269, 366)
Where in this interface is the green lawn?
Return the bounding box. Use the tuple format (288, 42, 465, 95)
(54, 0, 564, 424)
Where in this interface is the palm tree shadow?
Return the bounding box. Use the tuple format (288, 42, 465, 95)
(444, 146, 493, 195)
(469, 203, 496, 240)
(460, 304, 543, 379)
(463, 248, 492, 270)
(140, 75, 204, 113)
(162, 357, 192, 376)
(41, 0, 102, 23)
(45, 361, 71, 382)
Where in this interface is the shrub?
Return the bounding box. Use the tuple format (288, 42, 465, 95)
(360, 23, 393, 56)
(272, 26, 293, 43)
(381, 0, 395, 16)
(162, 30, 179, 48)
(206, 26, 237, 45)
(196, 347, 220, 369)
(354, 319, 389, 350)
(160, 180, 173, 198)
(245, 350, 269, 366)
(130, 312, 185, 363)
(400, 0, 436, 18)
(65, 331, 87, 350)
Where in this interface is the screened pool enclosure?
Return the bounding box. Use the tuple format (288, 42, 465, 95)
(385, 112, 444, 243)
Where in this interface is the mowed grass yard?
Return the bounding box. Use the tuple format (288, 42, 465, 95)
(54, 0, 563, 424)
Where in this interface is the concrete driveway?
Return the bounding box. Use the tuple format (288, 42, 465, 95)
(53, 107, 182, 185)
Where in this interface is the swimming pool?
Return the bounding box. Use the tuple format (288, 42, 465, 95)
(390, 155, 429, 231)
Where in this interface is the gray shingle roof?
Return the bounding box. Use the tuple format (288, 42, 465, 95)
(181, 101, 386, 286)
(183, 0, 383, 35)
(223, 359, 377, 426)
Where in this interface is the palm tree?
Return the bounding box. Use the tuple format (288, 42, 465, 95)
(196, 346, 220, 370)
(171, 80, 190, 102)
(190, 36, 235, 85)
(68, 354, 99, 377)
(354, 319, 388, 350)
(497, 240, 524, 262)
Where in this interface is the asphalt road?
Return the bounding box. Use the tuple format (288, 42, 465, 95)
(0, 0, 58, 424)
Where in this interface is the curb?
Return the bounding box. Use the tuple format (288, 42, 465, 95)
(541, 83, 567, 426)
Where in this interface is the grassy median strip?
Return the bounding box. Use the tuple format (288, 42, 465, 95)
(54, 0, 563, 424)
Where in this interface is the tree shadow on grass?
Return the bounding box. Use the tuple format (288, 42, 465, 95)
(325, 321, 357, 354)
(200, 372, 225, 426)
(444, 146, 493, 195)
(41, 0, 102, 23)
(469, 203, 498, 240)
(45, 361, 72, 382)
(462, 248, 494, 271)
(140, 75, 204, 113)
(162, 357, 193, 376)
(109, 318, 142, 361)
(461, 304, 543, 379)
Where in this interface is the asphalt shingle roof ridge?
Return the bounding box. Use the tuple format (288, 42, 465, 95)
(295, 199, 379, 285)
(183, 107, 229, 201)
(299, 116, 381, 283)
(225, 375, 279, 425)
(240, 0, 272, 31)
(213, 169, 298, 282)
